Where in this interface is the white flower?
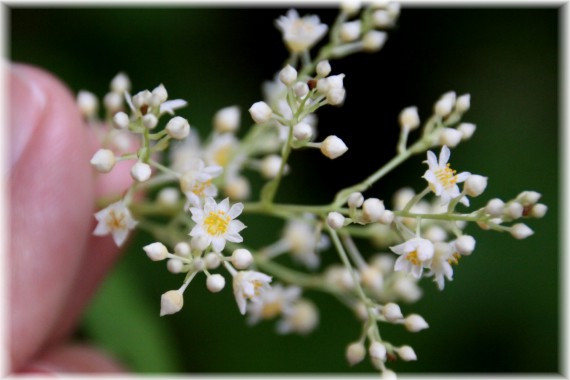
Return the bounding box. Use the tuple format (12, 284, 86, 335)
(179, 158, 223, 207)
(423, 145, 471, 206)
(189, 197, 246, 252)
(275, 9, 328, 53)
(233, 270, 272, 315)
(425, 242, 454, 290)
(246, 284, 301, 325)
(213, 105, 241, 133)
(283, 218, 329, 270)
(93, 201, 137, 247)
(203, 133, 239, 168)
(276, 299, 319, 335)
(390, 237, 434, 279)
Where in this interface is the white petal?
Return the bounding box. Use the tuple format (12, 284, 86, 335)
(394, 255, 409, 272)
(93, 222, 110, 236)
(389, 242, 406, 255)
(228, 203, 244, 219)
(212, 236, 226, 252)
(426, 151, 438, 168)
(160, 99, 187, 115)
(218, 198, 230, 213)
(225, 232, 243, 243)
(439, 145, 450, 165)
(455, 172, 471, 183)
(112, 229, 129, 247)
(411, 264, 423, 279)
(204, 197, 217, 213)
(189, 224, 205, 237)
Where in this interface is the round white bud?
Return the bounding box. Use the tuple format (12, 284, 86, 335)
(439, 128, 463, 148)
(373, 10, 393, 28)
(398, 106, 420, 130)
(279, 64, 298, 86)
(369, 341, 387, 361)
(213, 105, 241, 133)
(362, 30, 387, 52)
(157, 187, 180, 206)
(293, 82, 310, 98)
(454, 235, 476, 255)
(316, 60, 332, 77)
(434, 92, 456, 117)
(160, 290, 183, 316)
(346, 342, 366, 366)
(458, 122, 477, 140)
(260, 155, 283, 179)
(517, 190, 542, 205)
(190, 235, 210, 252)
(530, 203, 548, 218)
(363, 198, 385, 223)
(455, 93, 471, 113)
(131, 162, 152, 182)
(361, 266, 383, 291)
(326, 88, 346, 106)
(112, 111, 130, 130)
(348, 192, 364, 208)
(396, 345, 417, 361)
(286, 300, 319, 334)
(110, 72, 131, 94)
(320, 135, 348, 159)
(378, 210, 395, 225)
(404, 314, 429, 332)
(382, 302, 403, 321)
(104, 92, 123, 114)
(293, 122, 313, 141)
(327, 211, 346, 230)
(206, 274, 226, 293)
(143, 242, 168, 261)
(326, 74, 345, 89)
(381, 369, 397, 380)
(77, 90, 98, 118)
(387, 2, 401, 18)
(205, 252, 221, 269)
(485, 198, 505, 217)
(90, 149, 115, 173)
(340, 0, 361, 17)
(248, 101, 273, 124)
(193, 257, 205, 272)
(340, 20, 361, 42)
(231, 248, 254, 269)
(510, 223, 534, 239)
(151, 84, 168, 105)
(505, 202, 524, 219)
(165, 116, 190, 140)
(316, 77, 330, 94)
(174, 242, 191, 257)
(464, 174, 487, 197)
(224, 176, 251, 201)
(142, 113, 158, 129)
(167, 258, 183, 273)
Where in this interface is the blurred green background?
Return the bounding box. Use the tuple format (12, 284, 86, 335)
(9, 4, 560, 374)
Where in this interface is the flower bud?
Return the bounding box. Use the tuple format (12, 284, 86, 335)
(143, 242, 168, 261)
(205, 252, 221, 269)
(346, 342, 366, 366)
(110, 72, 131, 94)
(340, 0, 361, 17)
(231, 248, 254, 269)
(77, 90, 98, 118)
(132, 90, 152, 109)
(160, 290, 183, 316)
(293, 122, 313, 141)
(90, 149, 115, 173)
(260, 155, 283, 179)
(157, 187, 180, 205)
(434, 92, 456, 117)
(225, 176, 251, 201)
(165, 116, 190, 140)
(293, 82, 310, 98)
(279, 64, 298, 86)
(320, 135, 348, 159)
(517, 190, 542, 205)
(369, 341, 387, 361)
(362, 30, 387, 52)
(361, 266, 383, 291)
(399, 106, 420, 130)
(348, 192, 364, 208)
(455, 93, 471, 113)
(396, 345, 417, 361)
(113, 111, 130, 129)
(454, 235, 476, 255)
(379, 210, 394, 225)
(131, 162, 152, 182)
(207, 274, 226, 293)
(167, 258, 183, 273)
(458, 122, 477, 140)
(193, 257, 205, 272)
(190, 235, 210, 252)
(404, 314, 429, 332)
(142, 113, 158, 129)
(510, 223, 534, 239)
(316, 60, 332, 77)
(340, 20, 361, 42)
(464, 174, 487, 197)
(373, 10, 393, 28)
(530, 203, 548, 218)
(174, 242, 191, 257)
(151, 83, 168, 105)
(382, 302, 403, 321)
(485, 198, 505, 217)
(381, 369, 397, 380)
(363, 198, 385, 223)
(504, 202, 524, 219)
(327, 211, 346, 230)
(248, 101, 273, 124)
(104, 92, 123, 114)
(439, 128, 462, 148)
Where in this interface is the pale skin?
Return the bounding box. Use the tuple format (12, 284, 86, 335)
(8, 64, 132, 373)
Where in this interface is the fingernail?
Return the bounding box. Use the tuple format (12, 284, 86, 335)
(9, 65, 47, 169)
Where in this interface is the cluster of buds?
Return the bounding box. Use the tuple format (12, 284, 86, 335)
(79, 3, 546, 377)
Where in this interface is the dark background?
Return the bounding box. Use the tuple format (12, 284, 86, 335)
(9, 4, 560, 374)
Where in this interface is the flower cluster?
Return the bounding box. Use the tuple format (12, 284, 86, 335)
(79, 3, 546, 377)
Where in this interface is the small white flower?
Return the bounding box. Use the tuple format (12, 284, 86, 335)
(275, 9, 328, 53)
(189, 197, 246, 252)
(486, 198, 505, 216)
(276, 299, 319, 335)
(362, 198, 385, 223)
(93, 201, 137, 247)
(425, 242, 454, 290)
(438, 127, 463, 148)
(233, 270, 272, 315)
(283, 218, 328, 270)
(454, 235, 476, 255)
(530, 203, 548, 218)
(434, 91, 456, 117)
(142, 113, 158, 129)
(382, 302, 403, 321)
(390, 237, 434, 279)
(423, 145, 471, 206)
(260, 155, 284, 179)
(369, 341, 387, 362)
(180, 158, 223, 207)
(203, 133, 239, 168)
(348, 192, 364, 208)
(247, 284, 301, 324)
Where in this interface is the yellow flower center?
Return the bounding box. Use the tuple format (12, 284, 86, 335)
(406, 250, 420, 266)
(261, 301, 283, 319)
(204, 211, 230, 236)
(106, 210, 125, 230)
(435, 163, 458, 189)
(447, 252, 462, 265)
(192, 180, 212, 196)
(213, 145, 232, 167)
